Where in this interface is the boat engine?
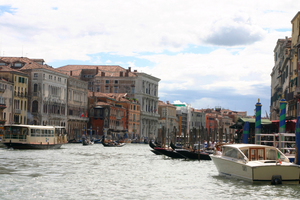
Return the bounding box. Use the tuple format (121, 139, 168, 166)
(271, 175, 282, 185)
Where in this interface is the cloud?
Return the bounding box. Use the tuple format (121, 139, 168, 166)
(204, 14, 266, 46)
(1, 0, 300, 116)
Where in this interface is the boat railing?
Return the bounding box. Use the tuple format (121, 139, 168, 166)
(259, 133, 295, 154)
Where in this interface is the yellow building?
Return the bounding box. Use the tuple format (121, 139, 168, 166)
(0, 64, 28, 124)
(289, 12, 300, 117)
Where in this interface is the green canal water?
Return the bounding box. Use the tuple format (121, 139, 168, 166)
(0, 144, 299, 200)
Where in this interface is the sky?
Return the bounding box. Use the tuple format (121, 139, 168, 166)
(0, 0, 299, 117)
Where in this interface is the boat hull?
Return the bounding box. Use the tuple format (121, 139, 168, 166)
(210, 155, 300, 184)
(176, 149, 211, 160)
(154, 147, 184, 159)
(102, 142, 126, 147)
(3, 142, 63, 149)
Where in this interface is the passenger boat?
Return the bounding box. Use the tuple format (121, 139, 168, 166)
(1, 124, 67, 149)
(210, 144, 300, 184)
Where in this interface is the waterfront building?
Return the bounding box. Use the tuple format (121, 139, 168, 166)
(271, 39, 285, 121)
(173, 103, 191, 138)
(158, 101, 178, 143)
(0, 62, 28, 124)
(134, 72, 160, 141)
(0, 57, 68, 126)
(88, 92, 127, 140)
(190, 108, 205, 129)
(0, 65, 14, 125)
(270, 37, 292, 120)
(290, 12, 300, 118)
(67, 76, 89, 140)
(57, 65, 160, 141)
(117, 95, 141, 140)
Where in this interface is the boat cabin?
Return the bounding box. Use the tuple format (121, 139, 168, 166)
(221, 144, 289, 163)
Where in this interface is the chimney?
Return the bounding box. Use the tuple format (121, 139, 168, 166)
(101, 72, 105, 77)
(96, 67, 99, 75)
(167, 101, 169, 104)
(128, 67, 131, 72)
(120, 71, 123, 77)
(70, 71, 72, 76)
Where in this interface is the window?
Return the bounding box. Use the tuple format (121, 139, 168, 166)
(115, 80, 118, 84)
(32, 100, 38, 112)
(114, 86, 118, 93)
(22, 78, 25, 83)
(34, 73, 38, 77)
(43, 74, 45, 79)
(96, 86, 100, 92)
(15, 63, 22, 67)
(106, 80, 109, 84)
(19, 77, 22, 82)
(34, 84, 38, 92)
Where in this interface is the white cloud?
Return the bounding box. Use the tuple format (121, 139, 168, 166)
(0, 0, 299, 114)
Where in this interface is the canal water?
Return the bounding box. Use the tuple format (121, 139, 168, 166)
(0, 144, 299, 200)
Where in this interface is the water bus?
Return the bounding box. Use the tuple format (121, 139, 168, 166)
(1, 124, 67, 149)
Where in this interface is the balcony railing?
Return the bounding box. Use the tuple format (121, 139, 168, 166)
(15, 109, 21, 114)
(0, 104, 7, 109)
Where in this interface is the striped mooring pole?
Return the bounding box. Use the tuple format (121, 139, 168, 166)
(255, 99, 262, 144)
(242, 121, 250, 144)
(295, 116, 300, 165)
(279, 96, 287, 133)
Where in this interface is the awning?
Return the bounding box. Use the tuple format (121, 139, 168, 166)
(229, 118, 272, 129)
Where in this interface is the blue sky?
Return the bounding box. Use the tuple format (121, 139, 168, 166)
(0, 0, 299, 116)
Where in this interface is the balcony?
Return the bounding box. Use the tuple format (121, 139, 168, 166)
(0, 104, 7, 109)
(115, 126, 123, 130)
(0, 119, 6, 124)
(15, 109, 21, 114)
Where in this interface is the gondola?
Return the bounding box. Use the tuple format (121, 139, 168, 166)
(68, 138, 82, 143)
(149, 141, 157, 149)
(82, 138, 94, 146)
(170, 141, 182, 150)
(175, 149, 211, 160)
(102, 139, 125, 147)
(150, 149, 162, 155)
(149, 141, 162, 155)
(154, 147, 185, 159)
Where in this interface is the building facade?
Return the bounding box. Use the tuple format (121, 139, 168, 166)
(57, 65, 160, 140)
(67, 76, 89, 140)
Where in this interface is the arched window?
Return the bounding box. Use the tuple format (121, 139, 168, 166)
(32, 100, 38, 113)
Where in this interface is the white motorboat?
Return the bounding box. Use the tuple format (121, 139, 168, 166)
(210, 144, 300, 184)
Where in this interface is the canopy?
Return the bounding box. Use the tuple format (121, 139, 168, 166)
(229, 118, 272, 129)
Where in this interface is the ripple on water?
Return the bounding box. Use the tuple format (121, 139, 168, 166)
(0, 144, 300, 200)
